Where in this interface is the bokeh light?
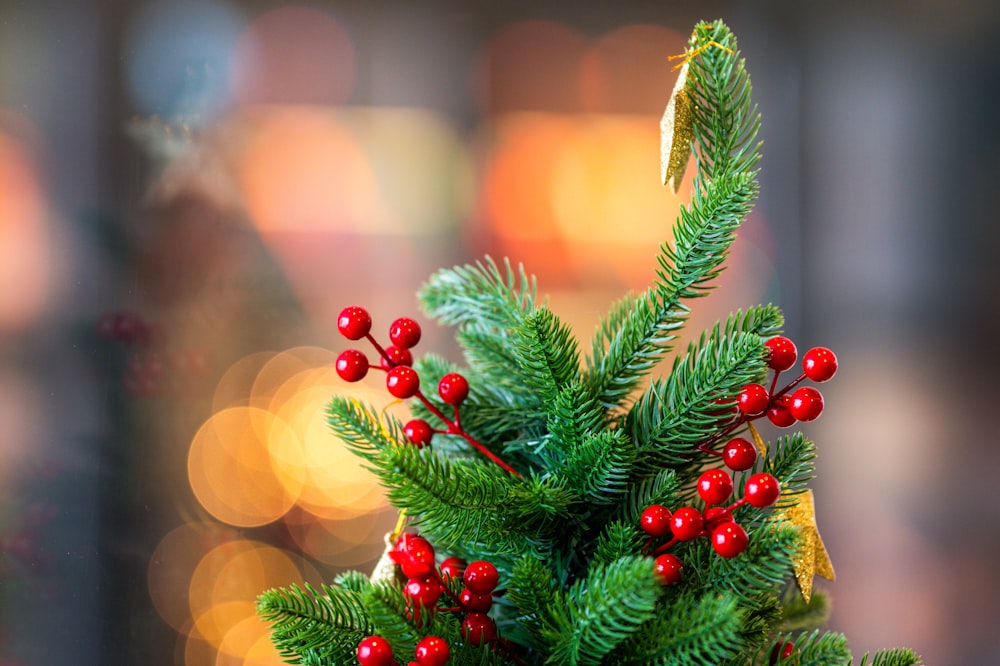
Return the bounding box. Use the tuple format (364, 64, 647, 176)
(124, 0, 246, 116)
(0, 123, 53, 332)
(237, 109, 380, 234)
(187, 406, 303, 527)
(231, 5, 356, 106)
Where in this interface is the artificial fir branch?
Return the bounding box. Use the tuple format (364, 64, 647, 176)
(259, 19, 921, 666)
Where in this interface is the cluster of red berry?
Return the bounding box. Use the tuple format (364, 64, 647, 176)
(357, 533, 506, 666)
(335, 306, 518, 476)
(96, 310, 208, 397)
(642, 469, 781, 585)
(699, 336, 838, 467)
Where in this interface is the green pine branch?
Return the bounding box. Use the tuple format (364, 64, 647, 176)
(540, 556, 663, 666)
(626, 306, 781, 469)
(855, 648, 923, 666)
(257, 583, 373, 665)
(419, 256, 537, 332)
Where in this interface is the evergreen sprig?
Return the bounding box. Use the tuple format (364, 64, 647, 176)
(258, 19, 920, 666)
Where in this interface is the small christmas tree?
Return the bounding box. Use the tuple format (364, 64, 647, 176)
(257, 20, 920, 666)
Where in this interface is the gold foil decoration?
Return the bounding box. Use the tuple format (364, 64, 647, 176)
(369, 511, 408, 585)
(747, 421, 768, 458)
(775, 489, 835, 602)
(660, 61, 694, 192)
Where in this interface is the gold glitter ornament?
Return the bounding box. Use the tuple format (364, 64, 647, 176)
(775, 489, 836, 602)
(747, 421, 768, 458)
(660, 61, 695, 192)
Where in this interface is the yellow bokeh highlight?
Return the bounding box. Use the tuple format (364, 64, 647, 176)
(188, 406, 302, 527)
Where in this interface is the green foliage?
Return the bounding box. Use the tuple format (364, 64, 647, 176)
(257, 18, 916, 666)
(257, 583, 372, 664)
(540, 557, 663, 666)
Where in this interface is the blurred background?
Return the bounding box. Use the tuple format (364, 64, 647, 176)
(0, 0, 997, 663)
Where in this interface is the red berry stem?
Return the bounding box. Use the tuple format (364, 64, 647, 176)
(428, 568, 462, 605)
(769, 369, 782, 396)
(409, 388, 521, 477)
(770, 372, 807, 401)
(365, 333, 394, 367)
(652, 536, 679, 555)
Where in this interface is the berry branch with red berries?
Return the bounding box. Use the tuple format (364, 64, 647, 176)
(258, 19, 920, 666)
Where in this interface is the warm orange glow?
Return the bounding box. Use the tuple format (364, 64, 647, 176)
(189, 541, 302, 649)
(238, 109, 380, 234)
(479, 113, 693, 289)
(283, 505, 395, 566)
(0, 128, 52, 331)
(188, 407, 302, 527)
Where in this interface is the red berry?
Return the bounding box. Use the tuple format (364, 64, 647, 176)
(404, 577, 442, 623)
(357, 635, 393, 666)
(381, 345, 414, 370)
(722, 437, 757, 471)
(338, 306, 372, 340)
(769, 640, 795, 664)
(459, 587, 493, 612)
(802, 347, 837, 382)
(389, 317, 422, 349)
(640, 504, 673, 538)
(697, 469, 734, 506)
(670, 507, 704, 541)
(386, 366, 420, 398)
(463, 560, 499, 594)
(439, 556, 466, 580)
(766, 393, 797, 428)
(403, 419, 434, 447)
(653, 553, 684, 586)
(437, 373, 470, 405)
(737, 383, 770, 417)
(765, 336, 797, 372)
(391, 533, 436, 579)
(704, 507, 734, 530)
(461, 613, 495, 646)
(112, 310, 148, 345)
(744, 473, 781, 508)
(415, 636, 450, 666)
(711, 522, 749, 558)
(789, 386, 823, 422)
(336, 349, 370, 382)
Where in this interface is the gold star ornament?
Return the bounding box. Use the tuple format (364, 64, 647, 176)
(775, 489, 836, 602)
(660, 61, 694, 192)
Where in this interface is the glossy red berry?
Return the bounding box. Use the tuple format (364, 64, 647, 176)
(769, 640, 795, 664)
(697, 469, 734, 506)
(381, 345, 413, 370)
(789, 386, 823, 422)
(640, 504, 673, 538)
(392, 533, 436, 579)
(653, 553, 684, 586)
(338, 306, 372, 340)
(802, 347, 837, 382)
(766, 393, 797, 428)
(459, 587, 493, 612)
(765, 336, 797, 372)
(744, 473, 781, 508)
(722, 437, 757, 471)
(461, 613, 496, 646)
(704, 507, 735, 530)
(357, 635, 393, 666)
(389, 317, 422, 349)
(404, 577, 442, 621)
(711, 522, 749, 558)
(336, 349, 370, 382)
(439, 556, 465, 580)
(403, 419, 434, 448)
(463, 560, 499, 594)
(415, 636, 450, 666)
(386, 366, 420, 399)
(670, 507, 704, 541)
(737, 383, 770, 417)
(438, 373, 470, 405)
